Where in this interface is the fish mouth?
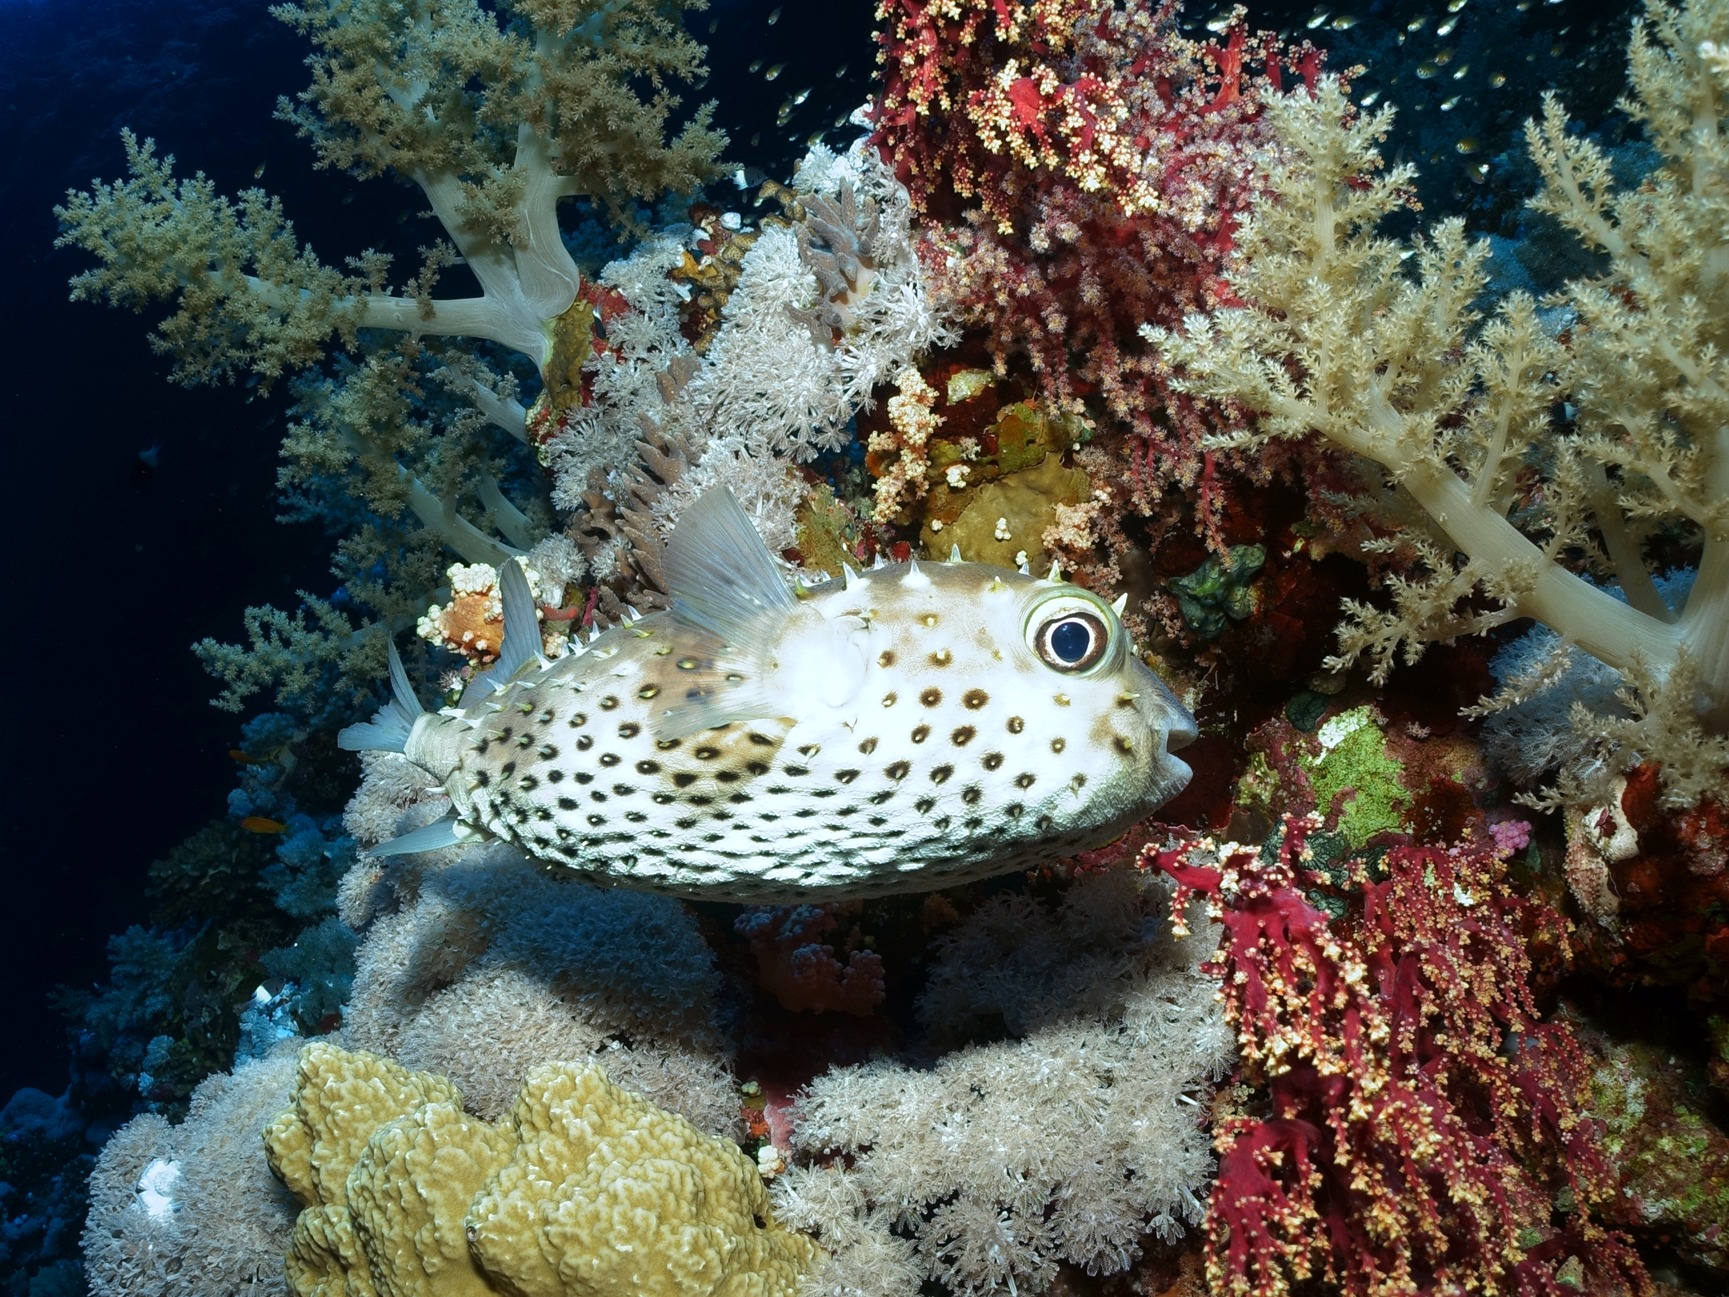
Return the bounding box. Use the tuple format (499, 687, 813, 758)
(1165, 710, 1199, 752)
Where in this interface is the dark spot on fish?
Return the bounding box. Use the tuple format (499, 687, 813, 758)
(576, 735, 594, 751)
(1071, 774, 1087, 790)
(1005, 803, 1024, 818)
(810, 787, 838, 798)
(590, 790, 608, 802)
(637, 686, 660, 700)
(625, 811, 647, 823)
(915, 797, 935, 813)
(653, 793, 675, 804)
(1115, 735, 1135, 753)
(1036, 815, 1054, 831)
(695, 745, 720, 760)
(636, 760, 660, 774)
(516, 734, 534, 748)
(547, 769, 564, 784)
(929, 649, 951, 666)
(869, 789, 895, 805)
(588, 813, 606, 826)
(599, 752, 621, 767)
(932, 815, 951, 831)
(878, 649, 895, 667)
(501, 761, 516, 777)
(798, 743, 822, 757)
(835, 769, 860, 784)
(618, 722, 641, 738)
(1051, 738, 1066, 754)
(920, 687, 942, 707)
(729, 792, 752, 804)
(676, 816, 699, 830)
(858, 736, 878, 755)
(687, 794, 714, 807)
(714, 769, 740, 784)
(982, 752, 1004, 771)
(912, 725, 930, 743)
(612, 784, 635, 797)
(656, 738, 681, 751)
(782, 765, 810, 777)
(519, 775, 539, 791)
(499, 726, 514, 741)
(574, 771, 594, 785)
(748, 732, 776, 746)
(951, 726, 975, 746)
(745, 760, 771, 776)
(568, 713, 588, 728)
(1015, 772, 1036, 789)
(599, 695, 620, 710)
(1008, 716, 1025, 734)
(537, 744, 558, 759)
(673, 772, 699, 788)
(474, 770, 491, 788)
(677, 657, 700, 670)
(558, 797, 579, 810)
(868, 815, 888, 827)
(962, 689, 990, 709)
(930, 765, 953, 784)
(882, 691, 898, 707)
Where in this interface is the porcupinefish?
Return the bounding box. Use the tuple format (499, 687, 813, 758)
(340, 488, 1197, 901)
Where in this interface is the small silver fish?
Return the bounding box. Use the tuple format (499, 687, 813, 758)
(341, 490, 1197, 901)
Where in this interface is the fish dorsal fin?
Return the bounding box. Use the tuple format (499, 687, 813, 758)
(663, 487, 797, 639)
(653, 488, 835, 741)
(459, 560, 544, 707)
(494, 559, 544, 678)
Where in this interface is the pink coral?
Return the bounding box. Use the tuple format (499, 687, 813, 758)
(1147, 817, 1648, 1297)
(873, 0, 1323, 556)
(735, 904, 887, 1016)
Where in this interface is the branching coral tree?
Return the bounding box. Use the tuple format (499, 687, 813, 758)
(1150, 0, 1729, 806)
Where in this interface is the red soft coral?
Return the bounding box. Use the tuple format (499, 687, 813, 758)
(1148, 817, 1648, 1296)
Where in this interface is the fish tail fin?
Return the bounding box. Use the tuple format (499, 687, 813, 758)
(338, 639, 424, 753)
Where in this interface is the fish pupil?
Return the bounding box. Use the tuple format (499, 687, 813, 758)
(1050, 619, 1092, 663)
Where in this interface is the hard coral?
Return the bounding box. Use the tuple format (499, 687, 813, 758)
(266, 1042, 822, 1297)
(1150, 819, 1648, 1297)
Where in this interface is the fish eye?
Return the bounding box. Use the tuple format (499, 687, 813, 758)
(1032, 611, 1108, 672)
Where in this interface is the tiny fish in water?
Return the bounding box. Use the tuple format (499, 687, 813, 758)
(340, 489, 1197, 901)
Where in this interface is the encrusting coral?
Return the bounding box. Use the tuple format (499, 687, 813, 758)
(1150, 0, 1729, 809)
(264, 1042, 823, 1297)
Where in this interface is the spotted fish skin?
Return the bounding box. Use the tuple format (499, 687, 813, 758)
(346, 490, 1196, 902)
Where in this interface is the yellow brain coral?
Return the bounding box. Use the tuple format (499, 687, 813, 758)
(263, 1042, 821, 1297)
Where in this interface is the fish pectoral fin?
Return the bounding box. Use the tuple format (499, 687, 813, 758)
(663, 486, 796, 645)
(365, 816, 475, 858)
(647, 635, 782, 740)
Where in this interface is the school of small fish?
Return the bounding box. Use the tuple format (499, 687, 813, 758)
(341, 489, 1197, 901)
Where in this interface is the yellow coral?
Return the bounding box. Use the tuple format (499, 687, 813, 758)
(470, 1062, 822, 1297)
(264, 1043, 821, 1297)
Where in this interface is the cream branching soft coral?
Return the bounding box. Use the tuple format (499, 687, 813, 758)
(1149, 0, 1729, 807)
(56, 0, 724, 391)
